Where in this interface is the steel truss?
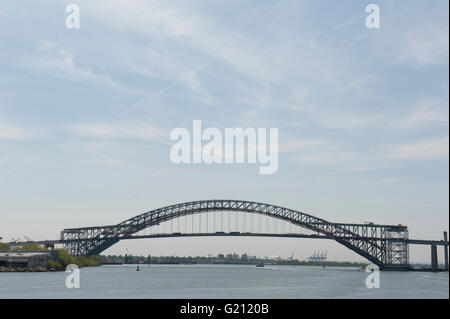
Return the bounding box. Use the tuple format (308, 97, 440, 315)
(61, 199, 409, 269)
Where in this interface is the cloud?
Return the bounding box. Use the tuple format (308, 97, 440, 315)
(296, 150, 372, 167)
(28, 40, 128, 91)
(123, 56, 215, 115)
(0, 156, 11, 165)
(143, 49, 212, 96)
(391, 98, 449, 130)
(373, 1, 449, 67)
(60, 140, 130, 168)
(293, 137, 449, 171)
(0, 123, 24, 140)
(279, 138, 330, 153)
(314, 112, 381, 130)
(75, 0, 296, 85)
(69, 122, 164, 139)
(405, 31, 449, 66)
(390, 137, 449, 161)
(79, 156, 127, 168)
(0, 119, 30, 140)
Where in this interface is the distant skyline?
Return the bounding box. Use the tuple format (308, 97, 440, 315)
(0, 0, 448, 263)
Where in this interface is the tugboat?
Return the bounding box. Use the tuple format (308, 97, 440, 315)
(256, 262, 265, 267)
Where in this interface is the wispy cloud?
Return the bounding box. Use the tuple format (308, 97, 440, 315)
(0, 156, 11, 165)
(279, 138, 330, 153)
(292, 137, 449, 171)
(294, 150, 382, 172)
(68, 122, 165, 140)
(391, 98, 449, 130)
(390, 137, 449, 161)
(61, 140, 130, 168)
(373, 1, 449, 67)
(79, 156, 127, 168)
(122, 57, 215, 115)
(28, 40, 129, 92)
(0, 119, 31, 140)
(0, 123, 24, 140)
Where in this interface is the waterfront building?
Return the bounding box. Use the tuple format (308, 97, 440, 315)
(0, 250, 52, 269)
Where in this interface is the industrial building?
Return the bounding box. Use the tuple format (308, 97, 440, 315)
(0, 250, 53, 269)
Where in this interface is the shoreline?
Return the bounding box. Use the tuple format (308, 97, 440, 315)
(0, 264, 100, 273)
(0, 267, 56, 273)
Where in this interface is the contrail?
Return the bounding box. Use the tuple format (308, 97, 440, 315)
(119, 58, 215, 117)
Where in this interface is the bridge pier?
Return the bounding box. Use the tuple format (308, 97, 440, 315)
(444, 231, 448, 271)
(431, 244, 438, 272)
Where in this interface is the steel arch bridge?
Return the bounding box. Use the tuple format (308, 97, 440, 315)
(60, 200, 410, 270)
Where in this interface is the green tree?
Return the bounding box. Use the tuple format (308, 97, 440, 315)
(88, 255, 99, 266)
(76, 256, 88, 267)
(21, 243, 46, 251)
(44, 249, 100, 271)
(47, 259, 62, 270)
(56, 249, 75, 268)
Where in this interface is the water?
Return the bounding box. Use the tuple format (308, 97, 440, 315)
(0, 264, 448, 299)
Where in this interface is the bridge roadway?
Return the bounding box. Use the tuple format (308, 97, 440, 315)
(11, 232, 449, 246)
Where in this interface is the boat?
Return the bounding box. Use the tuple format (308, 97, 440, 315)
(256, 262, 265, 267)
(136, 265, 140, 271)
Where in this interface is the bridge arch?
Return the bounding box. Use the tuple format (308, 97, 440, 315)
(61, 200, 409, 269)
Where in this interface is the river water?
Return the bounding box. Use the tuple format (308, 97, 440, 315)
(0, 264, 448, 299)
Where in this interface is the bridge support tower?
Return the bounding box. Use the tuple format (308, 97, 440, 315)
(383, 227, 410, 270)
(431, 244, 438, 272)
(444, 231, 449, 271)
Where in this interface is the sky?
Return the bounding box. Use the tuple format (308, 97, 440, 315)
(0, 0, 448, 263)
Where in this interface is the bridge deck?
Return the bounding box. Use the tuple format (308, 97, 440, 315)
(10, 232, 449, 246)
